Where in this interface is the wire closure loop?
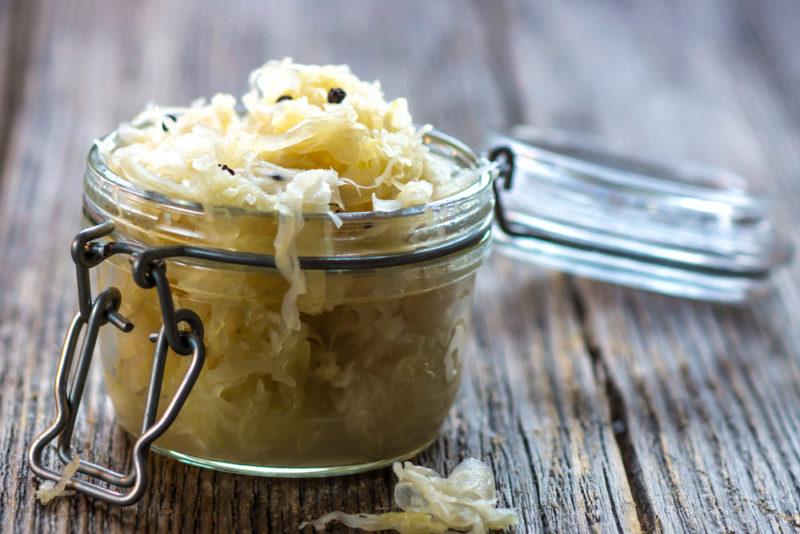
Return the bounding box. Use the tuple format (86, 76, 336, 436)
(28, 221, 206, 506)
(487, 145, 520, 239)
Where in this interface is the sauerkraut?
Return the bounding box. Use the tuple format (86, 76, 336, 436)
(92, 59, 491, 471)
(98, 259, 478, 466)
(98, 58, 467, 213)
(35, 455, 80, 504)
(98, 59, 479, 331)
(301, 458, 517, 533)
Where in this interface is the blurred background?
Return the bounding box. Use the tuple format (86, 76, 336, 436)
(4, 0, 799, 237)
(3, 1, 800, 532)
(4, 1, 799, 198)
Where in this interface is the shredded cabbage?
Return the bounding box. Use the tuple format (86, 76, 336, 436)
(99, 263, 475, 466)
(94, 59, 489, 470)
(101, 58, 453, 213)
(300, 458, 517, 533)
(35, 455, 80, 504)
(101, 59, 470, 333)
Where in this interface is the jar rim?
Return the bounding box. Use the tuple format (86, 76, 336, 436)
(87, 126, 494, 222)
(84, 126, 496, 263)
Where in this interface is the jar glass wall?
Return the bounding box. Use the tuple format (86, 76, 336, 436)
(85, 131, 495, 476)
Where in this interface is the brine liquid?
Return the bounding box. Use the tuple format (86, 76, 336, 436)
(97, 257, 475, 468)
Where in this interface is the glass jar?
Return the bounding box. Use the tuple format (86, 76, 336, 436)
(82, 129, 493, 477)
(30, 125, 793, 506)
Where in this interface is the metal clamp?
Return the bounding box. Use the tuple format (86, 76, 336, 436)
(487, 145, 520, 238)
(28, 221, 206, 506)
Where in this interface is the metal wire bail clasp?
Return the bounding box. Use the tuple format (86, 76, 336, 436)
(28, 221, 206, 506)
(487, 145, 520, 239)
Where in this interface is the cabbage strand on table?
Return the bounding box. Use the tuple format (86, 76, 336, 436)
(301, 458, 518, 533)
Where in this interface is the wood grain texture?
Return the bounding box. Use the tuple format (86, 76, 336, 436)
(0, 0, 36, 187)
(1, 0, 800, 533)
(503, 1, 800, 531)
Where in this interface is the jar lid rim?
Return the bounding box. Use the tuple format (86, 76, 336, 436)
(484, 126, 794, 302)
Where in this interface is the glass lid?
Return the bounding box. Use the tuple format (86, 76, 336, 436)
(485, 126, 793, 303)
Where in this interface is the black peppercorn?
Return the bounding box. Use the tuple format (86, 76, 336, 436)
(162, 113, 178, 132)
(327, 87, 346, 104)
(218, 164, 235, 176)
(276, 95, 293, 103)
(270, 173, 285, 181)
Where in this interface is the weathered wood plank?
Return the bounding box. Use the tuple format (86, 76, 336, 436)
(471, 260, 640, 532)
(504, 0, 800, 531)
(0, 1, 636, 533)
(5, 0, 800, 532)
(0, 0, 38, 186)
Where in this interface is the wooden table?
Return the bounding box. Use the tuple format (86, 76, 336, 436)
(2, 1, 800, 532)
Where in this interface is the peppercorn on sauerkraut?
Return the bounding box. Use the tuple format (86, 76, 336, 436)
(98, 58, 474, 213)
(91, 59, 492, 471)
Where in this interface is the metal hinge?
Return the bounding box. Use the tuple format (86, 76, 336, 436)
(28, 221, 206, 506)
